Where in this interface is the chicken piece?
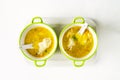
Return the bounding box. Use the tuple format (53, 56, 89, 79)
(37, 38, 51, 54)
(67, 38, 75, 50)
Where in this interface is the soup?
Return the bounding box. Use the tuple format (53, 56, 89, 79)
(24, 27, 54, 58)
(62, 26, 94, 58)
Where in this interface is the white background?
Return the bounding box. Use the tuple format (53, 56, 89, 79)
(0, 0, 120, 80)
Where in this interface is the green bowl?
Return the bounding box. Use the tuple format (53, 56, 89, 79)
(59, 16, 98, 67)
(19, 17, 58, 67)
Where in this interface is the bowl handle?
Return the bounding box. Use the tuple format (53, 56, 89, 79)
(73, 60, 85, 67)
(32, 17, 43, 23)
(72, 16, 85, 24)
(34, 60, 46, 67)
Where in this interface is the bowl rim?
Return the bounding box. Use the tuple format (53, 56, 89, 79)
(59, 23, 98, 61)
(19, 22, 58, 61)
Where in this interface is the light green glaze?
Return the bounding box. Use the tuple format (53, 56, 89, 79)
(73, 60, 85, 67)
(59, 16, 98, 67)
(72, 16, 85, 24)
(19, 17, 58, 67)
(34, 60, 46, 67)
(32, 17, 43, 23)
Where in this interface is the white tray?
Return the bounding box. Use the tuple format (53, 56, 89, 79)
(24, 17, 98, 67)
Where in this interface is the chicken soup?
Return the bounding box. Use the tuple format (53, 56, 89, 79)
(24, 27, 54, 58)
(62, 26, 94, 58)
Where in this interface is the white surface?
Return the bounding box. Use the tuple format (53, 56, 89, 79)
(0, 0, 120, 80)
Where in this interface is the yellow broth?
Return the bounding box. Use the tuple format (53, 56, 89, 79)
(62, 26, 94, 58)
(24, 27, 54, 58)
